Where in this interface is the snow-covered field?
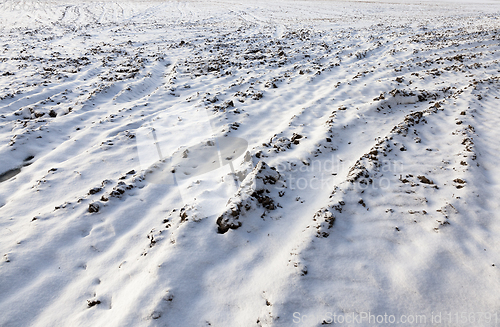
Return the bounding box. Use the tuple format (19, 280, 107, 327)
(1, 0, 500, 326)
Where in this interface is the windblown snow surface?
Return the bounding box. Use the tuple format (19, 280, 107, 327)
(1, 0, 500, 326)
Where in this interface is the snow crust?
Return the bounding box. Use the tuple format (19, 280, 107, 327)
(1, 0, 500, 326)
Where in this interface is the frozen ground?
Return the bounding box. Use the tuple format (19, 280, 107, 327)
(1, 0, 500, 326)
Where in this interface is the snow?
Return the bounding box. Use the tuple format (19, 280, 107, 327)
(1, 0, 500, 326)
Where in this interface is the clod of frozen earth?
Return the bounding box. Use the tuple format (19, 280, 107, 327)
(216, 161, 283, 234)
